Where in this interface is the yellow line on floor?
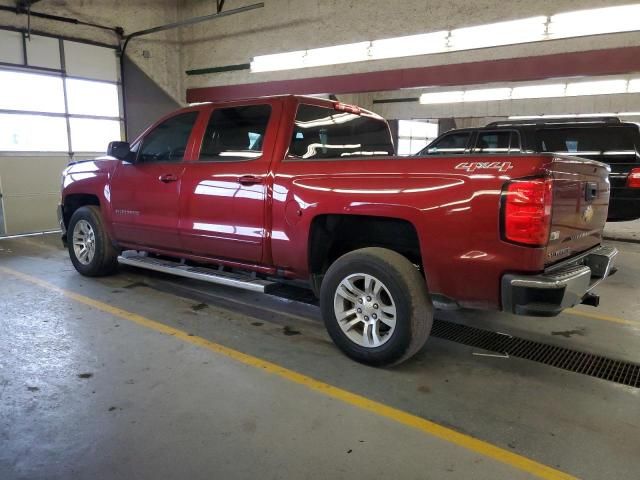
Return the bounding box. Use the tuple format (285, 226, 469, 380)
(0, 265, 577, 480)
(565, 308, 640, 326)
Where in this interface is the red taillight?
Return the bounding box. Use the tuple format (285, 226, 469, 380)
(627, 168, 640, 188)
(503, 178, 553, 246)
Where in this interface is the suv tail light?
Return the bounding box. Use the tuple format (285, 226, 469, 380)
(502, 178, 553, 246)
(627, 167, 640, 188)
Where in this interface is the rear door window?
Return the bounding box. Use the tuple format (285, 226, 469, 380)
(536, 126, 640, 163)
(424, 131, 472, 155)
(288, 104, 394, 160)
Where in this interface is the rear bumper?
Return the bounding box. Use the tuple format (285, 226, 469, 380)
(501, 245, 618, 317)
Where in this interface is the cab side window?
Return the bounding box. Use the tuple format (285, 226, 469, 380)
(199, 104, 272, 161)
(426, 132, 471, 155)
(138, 112, 198, 164)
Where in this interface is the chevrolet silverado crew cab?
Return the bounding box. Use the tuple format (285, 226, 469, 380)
(418, 117, 640, 221)
(59, 95, 617, 366)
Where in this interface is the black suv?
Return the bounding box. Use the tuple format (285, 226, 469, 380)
(417, 117, 640, 221)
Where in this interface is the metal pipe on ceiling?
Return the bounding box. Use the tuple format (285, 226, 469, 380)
(122, 2, 264, 48)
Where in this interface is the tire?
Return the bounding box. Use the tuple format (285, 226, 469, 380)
(320, 247, 433, 367)
(68, 205, 119, 277)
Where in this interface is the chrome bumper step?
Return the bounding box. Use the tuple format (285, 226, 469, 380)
(117, 251, 277, 293)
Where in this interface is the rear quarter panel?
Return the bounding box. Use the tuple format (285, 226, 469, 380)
(272, 154, 553, 309)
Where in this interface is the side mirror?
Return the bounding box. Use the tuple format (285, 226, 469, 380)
(107, 141, 132, 161)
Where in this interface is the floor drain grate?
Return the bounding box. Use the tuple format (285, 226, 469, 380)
(431, 319, 640, 388)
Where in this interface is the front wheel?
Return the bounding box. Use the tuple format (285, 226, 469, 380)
(320, 247, 433, 366)
(68, 205, 119, 276)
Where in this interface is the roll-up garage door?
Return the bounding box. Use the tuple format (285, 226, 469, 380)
(0, 28, 123, 236)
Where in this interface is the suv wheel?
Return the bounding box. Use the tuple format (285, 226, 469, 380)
(68, 206, 119, 276)
(320, 247, 433, 366)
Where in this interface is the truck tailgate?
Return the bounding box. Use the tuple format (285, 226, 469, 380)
(545, 155, 610, 265)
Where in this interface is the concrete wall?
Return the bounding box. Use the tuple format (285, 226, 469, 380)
(123, 56, 181, 140)
(180, 0, 640, 93)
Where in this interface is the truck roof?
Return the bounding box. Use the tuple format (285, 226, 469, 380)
(183, 94, 383, 120)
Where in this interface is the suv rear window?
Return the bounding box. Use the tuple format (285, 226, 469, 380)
(536, 126, 640, 163)
(288, 104, 393, 160)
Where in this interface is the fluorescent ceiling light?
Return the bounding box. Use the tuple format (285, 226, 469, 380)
(449, 16, 547, 50)
(628, 78, 640, 93)
(565, 79, 628, 96)
(370, 31, 448, 59)
(511, 84, 566, 99)
(303, 42, 370, 68)
(417, 75, 638, 106)
(549, 4, 640, 38)
(251, 4, 640, 72)
(420, 91, 464, 104)
(250, 50, 305, 72)
(463, 88, 511, 102)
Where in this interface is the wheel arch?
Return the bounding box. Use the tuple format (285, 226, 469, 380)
(308, 214, 426, 293)
(62, 193, 100, 231)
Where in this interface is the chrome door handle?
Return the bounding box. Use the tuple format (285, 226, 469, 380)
(159, 174, 178, 183)
(238, 175, 263, 186)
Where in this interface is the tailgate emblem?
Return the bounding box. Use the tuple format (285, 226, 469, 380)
(581, 205, 594, 224)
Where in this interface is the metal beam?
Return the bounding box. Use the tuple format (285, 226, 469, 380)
(123, 3, 263, 43)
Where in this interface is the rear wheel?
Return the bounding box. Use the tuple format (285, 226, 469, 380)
(68, 206, 119, 276)
(320, 247, 433, 366)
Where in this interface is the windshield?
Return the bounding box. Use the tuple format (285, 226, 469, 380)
(289, 104, 394, 159)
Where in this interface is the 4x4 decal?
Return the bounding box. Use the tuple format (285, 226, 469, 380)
(455, 161, 514, 173)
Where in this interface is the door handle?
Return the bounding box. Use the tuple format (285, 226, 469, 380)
(159, 173, 179, 183)
(238, 175, 263, 186)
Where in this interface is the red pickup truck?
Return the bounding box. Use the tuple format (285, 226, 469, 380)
(59, 95, 617, 366)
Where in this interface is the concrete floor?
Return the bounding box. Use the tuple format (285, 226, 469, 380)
(604, 219, 639, 244)
(1, 234, 639, 479)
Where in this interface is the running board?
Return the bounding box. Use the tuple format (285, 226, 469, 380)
(117, 251, 277, 293)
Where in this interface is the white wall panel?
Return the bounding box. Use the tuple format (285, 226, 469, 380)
(0, 30, 23, 65)
(0, 155, 69, 235)
(26, 35, 61, 70)
(63, 41, 118, 82)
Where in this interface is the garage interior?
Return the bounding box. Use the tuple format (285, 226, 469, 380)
(1, 1, 640, 479)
